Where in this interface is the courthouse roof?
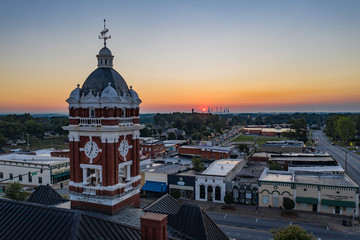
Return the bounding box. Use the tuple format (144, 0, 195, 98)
(0, 198, 140, 240)
(27, 185, 68, 206)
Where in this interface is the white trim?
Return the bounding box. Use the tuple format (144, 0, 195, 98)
(80, 164, 102, 170)
(118, 161, 132, 168)
(70, 188, 140, 206)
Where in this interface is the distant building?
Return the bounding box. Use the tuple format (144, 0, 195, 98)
(178, 145, 231, 161)
(50, 149, 70, 158)
(261, 140, 305, 153)
(139, 138, 165, 159)
(269, 153, 338, 171)
(244, 125, 291, 137)
(258, 167, 359, 216)
(0, 154, 70, 186)
(140, 162, 189, 197)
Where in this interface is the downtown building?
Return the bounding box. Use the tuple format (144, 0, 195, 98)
(258, 154, 359, 216)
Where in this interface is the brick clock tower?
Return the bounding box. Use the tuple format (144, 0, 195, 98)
(63, 20, 143, 215)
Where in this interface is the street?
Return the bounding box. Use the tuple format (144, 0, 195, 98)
(207, 211, 359, 240)
(313, 130, 360, 186)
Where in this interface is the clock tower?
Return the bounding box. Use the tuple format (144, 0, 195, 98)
(63, 20, 143, 215)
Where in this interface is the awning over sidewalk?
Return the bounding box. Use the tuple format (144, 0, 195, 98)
(141, 181, 167, 193)
(52, 171, 70, 179)
(296, 197, 318, 204)
(321, 199, 355, 208)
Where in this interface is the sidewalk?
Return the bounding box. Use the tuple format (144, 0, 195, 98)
(178, 198, 360, 233)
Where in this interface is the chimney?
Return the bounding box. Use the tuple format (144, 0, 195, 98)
(140, 212, 167, 240)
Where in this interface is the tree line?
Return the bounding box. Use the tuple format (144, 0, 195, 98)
(325, 114, 360, 145)
(0, 114, 68, 150)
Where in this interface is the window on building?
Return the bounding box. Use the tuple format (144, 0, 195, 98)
(38, 177, 42, 184)
(262, 195, 269, 204)
(90, 109, 95, 118)
(215, 186, 221, 201)
(322, 204, 329, 210)
(19, 175, 22, 181)
(211, 154, 215, 159)
(200, 185, 205, 199)
(105, 59, 107, 64)
(220, 155, 223, 159)
(346, 207, 354, 213)
(28, 175, 32, 183)
(122, 108, 126, 117)
(301, 203, 308, 208)
(0, 172, 3, 179)
(10, 173, 13, 180)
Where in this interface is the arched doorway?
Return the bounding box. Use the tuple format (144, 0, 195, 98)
(200, 185, 205, 199)
(215, 186, 221, 201)
(207, 185, 213, 201)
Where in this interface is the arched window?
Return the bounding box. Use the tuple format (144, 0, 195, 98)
(200, 185, 205, 199)
(215, 186, 221, 201)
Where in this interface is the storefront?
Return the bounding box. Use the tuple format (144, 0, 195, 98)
(168, 172, 195, 200)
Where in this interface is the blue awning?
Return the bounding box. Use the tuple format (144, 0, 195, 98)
(141, 181, 167, 193)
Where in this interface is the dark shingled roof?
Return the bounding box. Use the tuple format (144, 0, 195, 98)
(81, 68, 129, 96)
(27, 185, 68, 206)
(0, 198, 140, 240)
(144, 195, 228, 240)
(143, 194, 182, 215)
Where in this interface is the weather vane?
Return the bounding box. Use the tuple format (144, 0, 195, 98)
(99, 19, 111, 47)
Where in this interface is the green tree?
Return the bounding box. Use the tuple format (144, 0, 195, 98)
(168, 132, 177, 140)
(271, 225, 315, 240)
(335, 116, 356, 144)
(283, 197, 295, 211)
(25, 119, 43, 137)
(192, 157, 204, 171)
(172, 189, 181, 199)
(283, 118, 308, 143)
(0, 133, 6, 150)
(191, 132, 203, 141)
(224, 193, 233, 204)
(172, 117, 183, 129)
(4, 182, 30, 201)
(140, 127, 152, 137)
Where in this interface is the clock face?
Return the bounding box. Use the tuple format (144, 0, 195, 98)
(84, 140, 99, 160)
(118, 139, 129, 158)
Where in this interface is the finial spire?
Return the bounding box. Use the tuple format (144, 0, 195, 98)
(99, 19, 111, 47)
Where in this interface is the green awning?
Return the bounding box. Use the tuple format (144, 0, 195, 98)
(321, 199, 356, 208)
(52, 171, 70, 179)
(296, 197, 318, 204)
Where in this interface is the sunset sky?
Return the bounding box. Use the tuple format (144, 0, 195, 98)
(0, 0, 360, 113)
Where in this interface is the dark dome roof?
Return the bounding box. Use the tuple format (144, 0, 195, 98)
(81, 68, 129, 96)
(98, 47, 112, 56)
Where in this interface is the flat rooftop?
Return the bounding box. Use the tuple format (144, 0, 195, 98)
(141, 163, 188, 174)
(270, 153, 334, 162)
(0, 154, 69, 165)
(260, 169, 358, 188)
(179, 145, 231, 152)
(202, 159, 243, 176)
(234, 161, 267, 184)
(289, 165, 344, 173)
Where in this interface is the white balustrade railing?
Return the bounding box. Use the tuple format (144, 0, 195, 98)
(79, 118, 102, 126)
(82, 186, 96, 196)
(118, 117, 134, 126)
(78, 117, 136, 126)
